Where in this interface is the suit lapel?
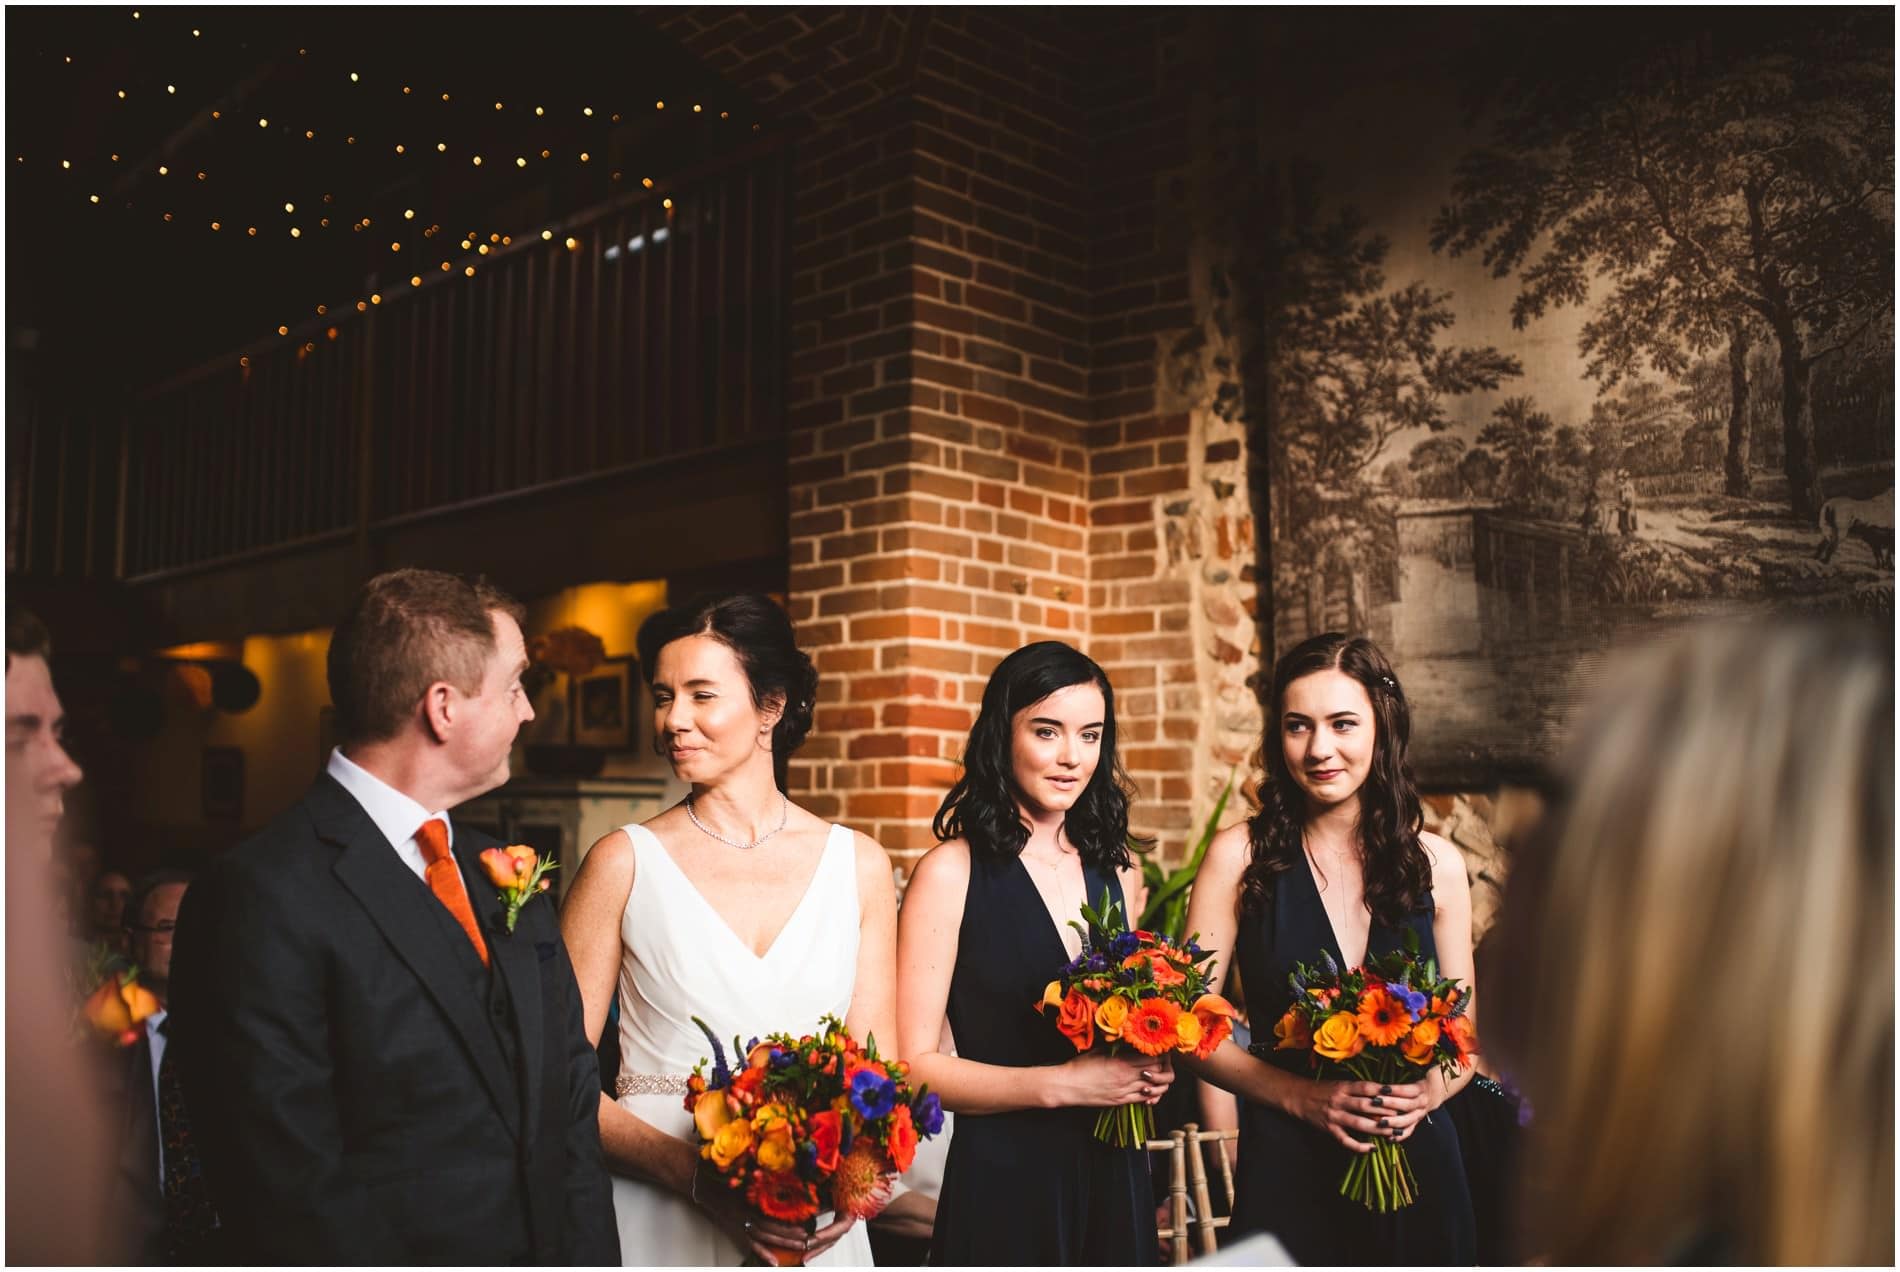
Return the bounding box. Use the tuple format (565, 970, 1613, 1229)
(312, 776, 521, 1143)
(457, 827, 544, 1149)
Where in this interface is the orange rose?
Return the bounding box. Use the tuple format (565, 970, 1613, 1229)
(1122, 998, 1183, 1057)
(479, 847, 523, 888)
(708, 1117, 754, 1169)
(1355, 986, 1412, 1047)
(1055, 988, 1095, 1052)
(1122, 950, 1186, 988)
(1094, 995, 1131, 1041)
(1272, 1007, 1313, 1052)
(1312, 1010, 1365, 1061)
(1173, 1010, 1204, 1053)
(809, 1109, 843, 1172)
(885, 1102, 918, 1173)
(1401, 1019, 1440, 1067)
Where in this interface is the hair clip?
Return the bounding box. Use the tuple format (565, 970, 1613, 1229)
(1380, 674, 1397, 689)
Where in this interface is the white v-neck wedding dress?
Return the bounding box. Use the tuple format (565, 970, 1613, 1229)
(607, 821, 873, 1266)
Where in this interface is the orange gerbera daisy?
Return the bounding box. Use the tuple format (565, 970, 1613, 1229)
(1123, 998, 1183, 1056)
(1355, 986, 1412, 1047)
(748, 1166, 821, 1222)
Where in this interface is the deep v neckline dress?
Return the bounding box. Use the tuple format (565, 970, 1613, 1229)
(928, 850, 1158, 1266)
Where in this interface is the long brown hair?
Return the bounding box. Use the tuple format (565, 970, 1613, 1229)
(1239, 632, 1431, 928)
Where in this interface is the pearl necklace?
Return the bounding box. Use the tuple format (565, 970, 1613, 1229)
(685, 792, 789, 850)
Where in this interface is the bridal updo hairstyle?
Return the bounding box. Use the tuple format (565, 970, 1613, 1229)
(636, 592, 819, 792)
(932, 641, 1149, 870)
(1239, 632, 1431, 927)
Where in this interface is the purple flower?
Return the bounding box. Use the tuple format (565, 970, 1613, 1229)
(1086, 951, 1108, 972)
(849, 1069, 897, 1120)
(1391, 984, 1427, 1018)
(1110, 931, 1140, 959)
(769, 1046, 795, 1068)
(914, 1092, 945, 1136)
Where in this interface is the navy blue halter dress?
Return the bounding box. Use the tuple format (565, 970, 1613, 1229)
(1228, 857, 1475, 1264)
(928, 852, 1159, 1266)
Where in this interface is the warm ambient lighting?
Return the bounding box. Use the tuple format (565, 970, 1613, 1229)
(541, 229, 552, 240)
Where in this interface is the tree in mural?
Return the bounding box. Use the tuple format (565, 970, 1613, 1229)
(1432, 12, 1893, 518)
(1407, 434, 1468, 499)
(1248, 168, 1520, 636)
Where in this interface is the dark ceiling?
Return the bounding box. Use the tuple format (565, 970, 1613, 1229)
(6, 6, 765, 388)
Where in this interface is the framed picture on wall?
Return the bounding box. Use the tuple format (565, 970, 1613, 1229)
(570, 657, 637, 751)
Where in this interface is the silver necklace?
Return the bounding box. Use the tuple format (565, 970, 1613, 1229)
(685, 792, 789, 850)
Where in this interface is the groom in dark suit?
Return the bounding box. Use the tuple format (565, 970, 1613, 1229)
(169, 569, 618, 1264)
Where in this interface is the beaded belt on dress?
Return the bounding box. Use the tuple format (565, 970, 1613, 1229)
(615, 1072, 691, 1097)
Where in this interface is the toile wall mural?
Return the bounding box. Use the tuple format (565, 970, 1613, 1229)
(1246, 10, 1893, 785)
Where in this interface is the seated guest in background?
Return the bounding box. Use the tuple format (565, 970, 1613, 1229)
(110, 870, 222, 1264)
(1488, 619, 1892, 1266)
(86, 867, 135, 958)
(898, 641, 1165, 1266)
(169, 568, 618, 1264)
(6, 605, 113, 1265)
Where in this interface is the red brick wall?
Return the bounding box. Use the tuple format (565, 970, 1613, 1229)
(656, 9, 1231, 871)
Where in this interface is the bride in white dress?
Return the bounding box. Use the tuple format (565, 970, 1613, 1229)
(562, 595, 897, 1266)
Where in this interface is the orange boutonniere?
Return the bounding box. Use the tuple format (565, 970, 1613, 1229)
(83, 967, 161, 1046)
(479, 844, 560, 931)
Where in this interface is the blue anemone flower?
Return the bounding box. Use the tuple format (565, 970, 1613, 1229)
(914, 1092, 945, 1137)
(849, 1069, 897, 1120)
(1109, 931, 1140, 959)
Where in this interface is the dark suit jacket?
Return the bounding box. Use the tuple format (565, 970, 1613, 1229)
(169, 775, 618, 1265)
(104, 1029, 167, 1265)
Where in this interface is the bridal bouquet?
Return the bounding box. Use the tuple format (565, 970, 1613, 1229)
(1273, 931, 1476, 1212)
(684, 1015, 943, 1257)
(1033, 890, 1236, 1148)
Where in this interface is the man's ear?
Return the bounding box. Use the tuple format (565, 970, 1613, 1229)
(420, 682, 455, 743)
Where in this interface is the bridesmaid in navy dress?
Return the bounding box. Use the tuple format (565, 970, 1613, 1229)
(1180, 633, 1478, 1264)
(896, 642, 1163, 1266)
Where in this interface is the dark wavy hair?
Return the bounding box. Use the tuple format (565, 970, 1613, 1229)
(636, 593, 819, 792)
(1239, 632, 1431, 928)
(932, 641, 1149, 870)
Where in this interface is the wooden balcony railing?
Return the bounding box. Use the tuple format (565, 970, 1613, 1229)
(54, 143, 791, 582)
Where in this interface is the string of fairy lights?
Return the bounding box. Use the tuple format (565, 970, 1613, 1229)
(20, 8, 762, 358)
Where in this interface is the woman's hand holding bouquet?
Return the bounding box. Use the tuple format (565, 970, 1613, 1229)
(1265, 931, 1476, 1212)
(683, 1015, 944, 1265)
(1033, 891, 1236, 1147)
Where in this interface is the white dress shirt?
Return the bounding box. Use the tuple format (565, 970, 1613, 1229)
(325, 747, 451, 882)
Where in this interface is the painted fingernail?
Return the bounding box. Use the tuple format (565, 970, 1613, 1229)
(1379, 1085, 1392, 1095)
(1377, 1118, 1388, 1128)
(1371, 1095, 1383, 1107)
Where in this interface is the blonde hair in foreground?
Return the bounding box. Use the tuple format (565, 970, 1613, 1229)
(1498, 619, 1892, 1265)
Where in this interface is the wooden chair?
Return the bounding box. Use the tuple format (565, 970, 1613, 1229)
(1149, 1122, 1241, 1263)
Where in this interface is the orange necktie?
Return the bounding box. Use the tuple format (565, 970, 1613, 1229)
(415, 818, 489, 967)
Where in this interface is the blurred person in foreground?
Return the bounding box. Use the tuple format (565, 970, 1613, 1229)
(1488, 619, 1892, 1266)
(6, 604, 114, 1263)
